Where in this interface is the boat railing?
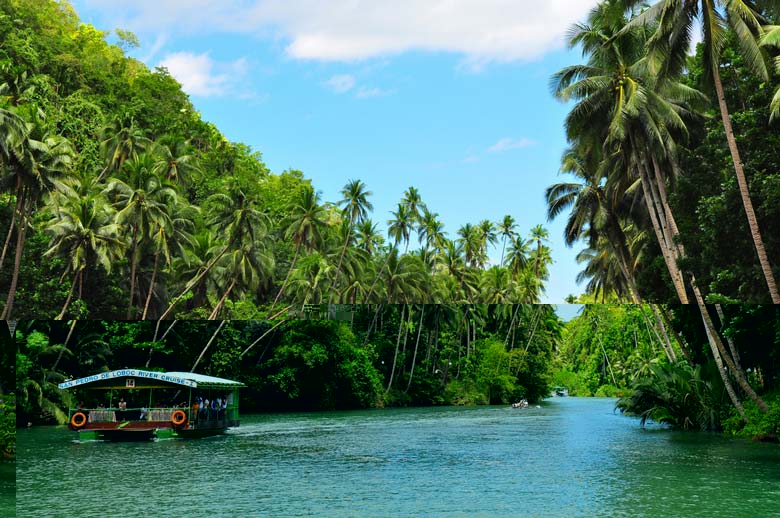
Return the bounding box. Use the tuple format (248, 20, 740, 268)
(69, 405, 239, 426)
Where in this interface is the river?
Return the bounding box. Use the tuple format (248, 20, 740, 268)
(0, 462, 14, 517)
(15, 397, 780, 517)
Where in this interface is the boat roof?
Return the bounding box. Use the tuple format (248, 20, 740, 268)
(58, 369, 245, 390)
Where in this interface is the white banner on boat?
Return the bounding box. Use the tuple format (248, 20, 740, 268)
(58, 370, 197, 389)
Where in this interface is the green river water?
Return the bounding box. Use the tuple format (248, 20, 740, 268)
(15, 397, 780, 517)
(0, 462, 14, 517)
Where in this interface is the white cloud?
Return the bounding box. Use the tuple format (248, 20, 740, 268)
(323, 74, 356, 93)
(87, 0, 601, 64)
(488, 137, 536, 153)
(157, 52, 248, 97)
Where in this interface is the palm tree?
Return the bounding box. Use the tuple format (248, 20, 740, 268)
(98, 117, 150, 180)
(334, 179, 373, 290)
(152, 137, 201, 185)
(760, 25, 780, 121)
(418, 208, 446, 252)
(497, 215, 517, 265)
(529, 225, 550, 278)
(42, 174, 123, 319)
(546, 145, 640, 301)
(355, 219, 383, 257)
(457, 223, 484, 269)
(477, 219, 497, 264)
(401, 186, 426, 223)
(107, 153, 177, 318)
(160, 185, 271, 319)
(2, 113, 75, 319)
(0, 103, 27, 271)
(388, 203, 414, 253)
(629, 0, 780, 303)
(141, 201, 197, 319)
(271, 186, 327, 309)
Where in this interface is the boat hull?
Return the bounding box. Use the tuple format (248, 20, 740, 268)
(74, 420, 239, 442)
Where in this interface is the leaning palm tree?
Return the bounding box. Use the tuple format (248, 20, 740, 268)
(627, 0, 780, 303)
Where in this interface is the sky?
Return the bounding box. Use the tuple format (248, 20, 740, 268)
(73, 0, 608, 303)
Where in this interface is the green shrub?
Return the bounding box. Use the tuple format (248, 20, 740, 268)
(723, 392, 780, 440)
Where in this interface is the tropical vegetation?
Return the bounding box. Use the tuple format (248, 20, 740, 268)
(548, 0, 780, 305)
(0, 0, 552, 320)
(555, 304, 780, 439)
(14, 305, 562, 423)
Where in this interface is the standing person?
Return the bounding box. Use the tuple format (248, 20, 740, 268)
(117, 398, 127, 421)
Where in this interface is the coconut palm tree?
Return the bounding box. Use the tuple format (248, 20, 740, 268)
(628, 0, 780, 303)
(401, 186, 426, 223)
(152, 137, 201, 185)
(42, 174, 123, 319)
(760, 25, 780, 121)
(141, 201, 197, 319)
(106, 153, 177, 318)
(497, 215, 517, 265)
(2, 113, 75, 319)
(98, 117, 151, 180)
(334, 179, 373, 290)
(271, 186, 327, 309)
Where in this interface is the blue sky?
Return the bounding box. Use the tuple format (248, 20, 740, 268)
(73, 0, 605, 302)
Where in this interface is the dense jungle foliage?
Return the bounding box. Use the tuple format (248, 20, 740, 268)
(555, 304, 780, 439)
(14, 304, 562, 424)
(0, 0, 552, 321)
(548, 0, 780, 304)
(1, 321, 13, 456)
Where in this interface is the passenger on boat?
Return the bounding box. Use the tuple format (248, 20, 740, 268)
(117, 398, 127, 421)
(139, 407, 148, 421)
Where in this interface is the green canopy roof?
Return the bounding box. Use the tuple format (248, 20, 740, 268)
(58, 369, 245, 390)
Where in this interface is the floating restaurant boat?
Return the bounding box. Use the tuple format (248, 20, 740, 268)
(58, 369, 245, 441)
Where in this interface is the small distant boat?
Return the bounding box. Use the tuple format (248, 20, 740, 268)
(553, 386, 569, 397)
(58, 369, 245, 442)
(511, 399, 529, 409)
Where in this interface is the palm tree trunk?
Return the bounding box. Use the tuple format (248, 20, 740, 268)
(385, 304, 406, 392)
(270, 243, 301, 312)
(712, 65, 780, 304)
(650, 305, 676, 362)
(126, 224, 139, 319)
(658, 305, 693, 366)
(56, 270, 81, 320)
(190, 320, 226, 372)
(405, 305, 426, 392)
(51, 319, 77, 373)
(333, 227, 352, 294)
(147, 319, 178, 367)
(638, 165, 688, 303)
(1, 188, 28, 320)
(691, 279, 768, 413)
(692, 286, 745, 418)
(505, 304, 521, 348)
(158, 244, 230, 320)
(714, 304, 741, 365)
(367, 248, 394, 301)
(0, 186, 22, 273)
(209, 277, 237, 320)
(141, 251, 160, 319)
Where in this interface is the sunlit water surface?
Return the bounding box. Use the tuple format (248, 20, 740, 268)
(17, 397, 780, 517)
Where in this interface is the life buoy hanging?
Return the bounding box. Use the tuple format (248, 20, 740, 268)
(71, 412, 87, 429)
(171, 410, 187, 427)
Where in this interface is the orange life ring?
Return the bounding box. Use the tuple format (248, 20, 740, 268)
(171, 410, 187, 427)
(71, 412, 87, 429)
